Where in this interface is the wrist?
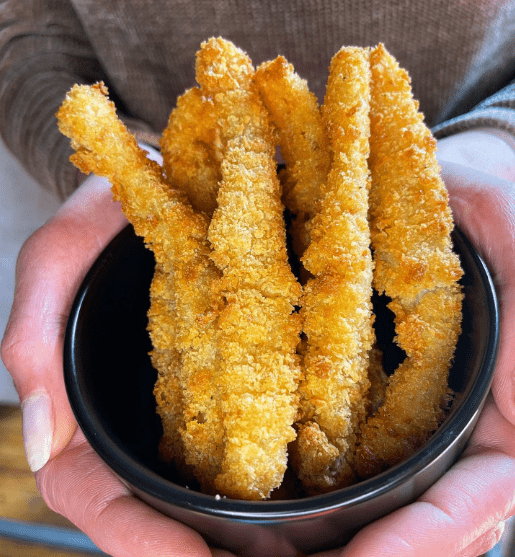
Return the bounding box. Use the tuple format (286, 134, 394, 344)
(437, 128, 515, 181)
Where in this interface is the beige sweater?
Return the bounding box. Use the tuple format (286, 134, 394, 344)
(1, 0, 515, 199)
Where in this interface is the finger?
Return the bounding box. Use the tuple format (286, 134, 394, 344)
(463, 392, 515, 459)
(436, 128, 515, 181)
(36, 428, 216, 557)
(1, 174, 127, 470)
(454, 522, 505, 557)
(312, 519, 507, 557)
(441, 161, 515, 426)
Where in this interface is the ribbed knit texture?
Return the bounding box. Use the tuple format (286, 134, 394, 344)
(1, 0, 515, 199)
(433, 82, 515, 139)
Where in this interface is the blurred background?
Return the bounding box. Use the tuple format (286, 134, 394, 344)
(0, 138, 61, 405)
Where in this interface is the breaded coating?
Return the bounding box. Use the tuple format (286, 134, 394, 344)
(355, 44, 463, 478)
(148, 268, 192, 479)
(215, 290, 301, 499)
(57, 40, 464, 500)
(292, 47, 375, 493)
(196, 37, 302, 500)
(254, 56, 331, 255)
(56, 83, 225, 492)
(197, 39, 300, 301)
(160, 87, 222, 216)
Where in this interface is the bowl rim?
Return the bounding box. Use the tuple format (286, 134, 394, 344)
(64, 225, 499, 521)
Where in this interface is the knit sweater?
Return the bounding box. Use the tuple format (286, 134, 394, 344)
(1, 0, 515, 199)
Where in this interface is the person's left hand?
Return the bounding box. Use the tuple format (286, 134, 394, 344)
(312, 161, 515, 557)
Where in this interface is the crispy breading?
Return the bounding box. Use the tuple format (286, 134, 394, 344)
(57, 40, 465, 499)
(214, 290, 301, 499)
(196, 37, 302, 500)
(160, 87, 222, 215)
(56, 83, 225, 492)
(355, 44, 463, 478)
(254, 56, 331, 256)
(367, 46, 462, 302)
(292, 47, 375, 493)
(148, 268, 192, 479)
(197, 39, 300, 301)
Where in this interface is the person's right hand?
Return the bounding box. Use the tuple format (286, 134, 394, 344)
(1, 174, 234, 557)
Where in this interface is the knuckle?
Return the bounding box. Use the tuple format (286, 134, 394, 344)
(34, 470, 61, 516)
(19, 223, 53, 257)
(0, 330, 22, 372)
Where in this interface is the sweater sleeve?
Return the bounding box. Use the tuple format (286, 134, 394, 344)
(0, 0, 109, 199)
(0, 0, 160, 200)
(432, 80, 515, 141)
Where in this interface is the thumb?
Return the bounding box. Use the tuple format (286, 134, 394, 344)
(1, 174, 127, 471)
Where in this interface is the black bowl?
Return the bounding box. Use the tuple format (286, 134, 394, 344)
(64, 225, 498, 556)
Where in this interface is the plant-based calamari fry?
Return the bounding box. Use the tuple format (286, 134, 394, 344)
(56, 83, 225, 492)
(148, 268, 192, 479)
(197, 39, 300, 301)
(254, 56, 331, 256)
(291, 47, 375, 493)
(57, 39, 465, 501)
(355, 44, 463, 478)
(160, 87, 222, 216)
(196, 37, 302, 500)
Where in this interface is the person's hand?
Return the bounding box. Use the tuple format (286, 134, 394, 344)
(0, 173, 235, 557)
(313, 159, 515, 557)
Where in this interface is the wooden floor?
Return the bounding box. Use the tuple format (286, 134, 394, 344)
(0, 404, 104, 556)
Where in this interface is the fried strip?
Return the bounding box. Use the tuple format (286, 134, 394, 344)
(148, 268, 192, 479)
(291, 47, 375, 493)
(196, 37, 302, 500)
(355, 44, 463, 478)
(56, 83, 225, 491)
(254, 56, 331, 256)
(197, 40, 300, 301)
(160, 86, 222, 215)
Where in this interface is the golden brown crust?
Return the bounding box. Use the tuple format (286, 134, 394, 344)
(160, 87, 222, 216)
(367, 44, 463, 302)
(254, 56, 331, 256)
(148, 269, 182, 462)
(214, 290, 301, 499)
(355, 44, 463, 478)
(57, 40, 464, 498)
(56, 82, 225, 492)
(196, 37, 302, 500)
(197, 39, 300, 301)
(293, 47, 375, 493)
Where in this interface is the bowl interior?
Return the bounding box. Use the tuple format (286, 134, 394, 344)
(64, 224, 498, 516)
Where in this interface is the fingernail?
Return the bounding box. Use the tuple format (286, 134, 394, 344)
(21, 391, 53, 472)
(495, 521, 506, 538)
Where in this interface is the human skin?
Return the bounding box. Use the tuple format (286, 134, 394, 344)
(1, 130, 515, 556)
